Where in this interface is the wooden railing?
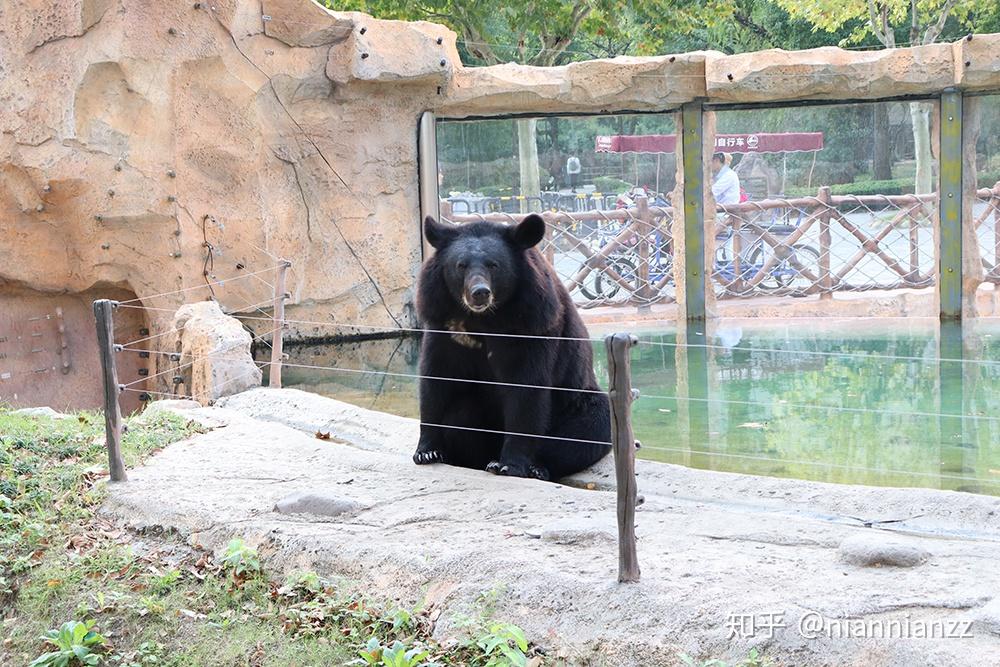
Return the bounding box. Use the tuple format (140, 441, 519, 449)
(440, 182, 1000, 308)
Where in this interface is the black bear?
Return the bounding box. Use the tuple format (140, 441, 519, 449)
(412, 213, 611, 481)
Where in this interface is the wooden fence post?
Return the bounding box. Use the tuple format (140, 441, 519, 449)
(605, 332, 640, 583)
(439, 199, 454, 223)
(542, 212, 556, 266)
(635, 195, 652, 312)
(731, 213, 744, 295)
(269, 259, 291, 388)
(93, 299, 127, 482)
(992, 182, 1000, 280)
(818, 186, 833, 299)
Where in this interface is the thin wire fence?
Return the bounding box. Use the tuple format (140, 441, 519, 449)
(104, 321, 1000, 489)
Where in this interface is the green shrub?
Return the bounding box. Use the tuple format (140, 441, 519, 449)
(219, 538, 261, 581)
(784, 169, 1000, 198)
(592, 176, 632, 194)
(977, 169, 1000, 190)
(476, 185, 517, 197)
(30, 620, 106, 667)
(785, 177, 913, 198)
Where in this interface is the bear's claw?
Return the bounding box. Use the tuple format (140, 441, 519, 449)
(489, 462, 550, 481)
(413, 450, 445, 465)
(528, 465, 551, 481)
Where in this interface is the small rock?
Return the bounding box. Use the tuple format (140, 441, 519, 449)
(12, 406, 72, 420)
(972, 597, 1000, 636)
(274, 492, 363, 517)
(838, 534, 929, 568)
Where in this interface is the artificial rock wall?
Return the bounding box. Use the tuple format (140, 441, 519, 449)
(3, 0, 1000, 409)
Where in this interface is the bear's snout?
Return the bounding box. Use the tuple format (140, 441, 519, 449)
(463, 275, 493, 312)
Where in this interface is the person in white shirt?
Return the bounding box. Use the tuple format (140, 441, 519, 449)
(711, 152, 741, 205)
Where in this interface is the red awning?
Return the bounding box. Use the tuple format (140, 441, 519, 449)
(595, 132, 824, 155)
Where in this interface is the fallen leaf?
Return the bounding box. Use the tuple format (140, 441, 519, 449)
(315, 431, 331, 440)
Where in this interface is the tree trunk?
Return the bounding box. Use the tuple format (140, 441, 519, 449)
(873, 103, 892, 181)
(909, 101, 933, 194)
(517, 118, 541, 209)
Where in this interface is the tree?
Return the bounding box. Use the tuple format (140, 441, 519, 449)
(773, 0, 994, 193)
(329, 0, 734, 199)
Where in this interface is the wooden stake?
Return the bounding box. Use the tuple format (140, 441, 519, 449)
(93, 299, 127, 482)
(818, 186, 833, 300)
(605, 332, 640, 583)
(635, 195, 652, 311)
(269, 260, 291, 388)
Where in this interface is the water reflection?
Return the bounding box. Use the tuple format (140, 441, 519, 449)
(267, 321, 1000, 496)
(263, 336, 422, 418)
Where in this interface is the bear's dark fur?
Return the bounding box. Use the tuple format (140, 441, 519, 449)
(412, 213, 611, 481)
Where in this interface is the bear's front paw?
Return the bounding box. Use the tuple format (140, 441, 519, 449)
(495, 462, 550, 481)
(485, 460, 502, 474)
(413, 449, 445, 465)
(527, 465, 550, 481)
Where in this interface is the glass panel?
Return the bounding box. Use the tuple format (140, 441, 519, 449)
(970, 94, 1000, 303)
(436, 112, 679, 309)
(709, 100, 939, 301)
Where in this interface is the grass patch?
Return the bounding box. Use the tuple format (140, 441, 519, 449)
(0, 407, 541, 666)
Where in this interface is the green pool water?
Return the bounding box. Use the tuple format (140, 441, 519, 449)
(270, 320, 1000, 496)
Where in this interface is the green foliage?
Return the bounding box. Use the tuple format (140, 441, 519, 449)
(978, 169, 1000, 190)
(0, 408, 201, 611)
(356, 637, 436, 667)
(476, 623, 529, 667)
(784, 169, 1000, 197)
(785, 177, 913, 197)
(2, 411, 544, 667)
(592, 176, 633, 194)
(772, 0, 989, 46)
(29, 620, 106, 667)
(679, 648, 772, 667)
(328, 0, 735, 65)
(219, 538, 261, 580)
(446, 589, 532, 666)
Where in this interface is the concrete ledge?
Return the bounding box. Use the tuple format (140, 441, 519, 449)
(438, 53, 711, 117)
(104, 390, 1000, 665)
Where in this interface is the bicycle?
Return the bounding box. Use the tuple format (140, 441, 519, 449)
(713, 221, 820, 292)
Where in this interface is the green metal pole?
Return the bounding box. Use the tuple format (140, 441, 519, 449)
(681, 102, 706, 322)
(939, 89, 963, 320)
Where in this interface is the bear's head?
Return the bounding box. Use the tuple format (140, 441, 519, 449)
(423, 214, 545, 314)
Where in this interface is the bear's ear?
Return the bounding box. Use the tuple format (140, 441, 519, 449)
(424, 216, 456, 249)
(509, 214, 545, 250)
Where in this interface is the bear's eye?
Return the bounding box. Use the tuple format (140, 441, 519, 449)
(485, 260, 499, 270)
(456, 260, 468, 270)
